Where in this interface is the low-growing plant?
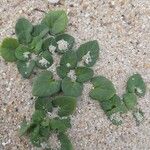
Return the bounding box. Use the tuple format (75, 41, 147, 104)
(0, 10, 146, 149)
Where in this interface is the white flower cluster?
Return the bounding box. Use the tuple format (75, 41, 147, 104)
(23, 52, 30, 59)
(39, 57, 50, 67)
(67, 70, 77, 82)
(57, 39, 68, 51)
(82, 51, 92, 64)
(49, 45, 56, 54)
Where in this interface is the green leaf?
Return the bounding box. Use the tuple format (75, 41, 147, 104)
(60, 51, 77, 69)
(62, 77, 83, 97)
(17, 31, 32, 45)
(19, 119, 33, 136)
(55, 34, 75, 53)
(32, 22, 49, 37)
(31, 110, 46, 124)
(127, 73, 146, 97)
(123, 93, 137, 110)
(52, 96, 77, 117)
(56, 66, 70, 79)
(15, 45, 31, 61)
(90, 76, 116, 102)
(30, 125, 41, 147)
(15, 18, 33, 35)
(75, 67, 93, 83)
(58, 133, 73, 150)
(39, 125, 50, 140)
(132, 109, 144, 125)
(42, 37, 56, 51)
(50, 117, 71, 132)
(35, 97, 53, 113)
(36, 51, 53, 69)
(43, 10, 68, 35)
(32, 71, 61, 97)
(77, 40, 100, 67)
(30, 36, 43, 54)
(0, 38, 19, 62)
(17, 60, 35, 78)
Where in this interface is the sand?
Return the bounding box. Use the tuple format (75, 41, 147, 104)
(0, 0, 150, 150)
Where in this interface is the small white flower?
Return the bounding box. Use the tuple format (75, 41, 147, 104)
(66, 63, 71, 68)
(67, 70, 77, 81)
(39, 57, 49, 67)
(136, 88, 143, 94)
(23, 52, 30, 59)
(82, 51, 92, 64)
(49, 45, 56, 54)
(57, 39, 68, 51)
(31, 53, 38, 61)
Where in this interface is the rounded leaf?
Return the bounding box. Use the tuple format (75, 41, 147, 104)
(32, 71, 61, 97)
(90, 76, 116, 101)
(62, 77, 83, 97)
(55, 34, 75, 53)
(60, 51, 77, 69)
(35, 97, 53, 113)
(77, 40, 100, 67)
(42, 37, 56, 51)
(123, 93, 137, 110)
(52, 96, 77, 116)
(0, 38, 19, 62)
(56, 66, 70, 79)
(15, 45, 31, 61)
(75, 67, 94, 83)
(127, 73, 146, 97)
(43, 10, 68, 34)
(17, 60, 35, 78)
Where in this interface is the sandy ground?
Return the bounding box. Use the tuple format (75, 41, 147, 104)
(0, 0, 150, 150)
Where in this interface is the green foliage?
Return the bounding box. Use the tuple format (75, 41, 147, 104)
(60, 51, 77, 69)
(62, 77, 83, 97)
(52, 96, 77, 116)
(15, 45, 31, 61)
(90, 76, 116, 101)
(58, 133, 73, 150)
(56, 65, 70, 79)
(35, 97, 53, 113)
(42, 37, 56, 51)
(123, 93, 137, 110)
(43, 10, 68, 35)
(50, 117, 71, 132)
(56, 34, 75, 53)
(32, 71, 61, 97)
(36, 51, 53, 69)
(127, 73, 146, 97)
(17, 60, 35, 78)
(77, 40, 99, 67)
(0, 38, 19, 62)
(75, 67, 94, 83)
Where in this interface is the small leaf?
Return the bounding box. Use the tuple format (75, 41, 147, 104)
(15, 45, 31, 61)
(36, 51, 53, 69)
(52, 96, 77, 116)
(32, 71, 61, 97)
(62, 77, 83, 97)
(19, 119, 33, 136)
(127, 73, 146, 97)
(60, 51, 77, 69)
(17, 60, 35, 78)
(30, 125, 41, 147)
(75, 67, 94, 83)
(123, 93, 137, 110)
(58, 133, 73, 150)
(35, 97, 53, 113)
(39, 125, 50, 140)
(17, 31, 32, 45)
(77, 40, 100, 67)
(15, 18, 33, 35)
(42, 37, 56, 51)
(43, 10, 68, 35)
(132, 109, 144, 125)
(0, 38, 19, 62)
(31, 110, 46, 124)
(90, 76, 116, 101)
(55, 34, 75, 53)
(50, 117, 71, 132)
(56, 66, 70, 79)
(32, 22, 49, 37)
(30, 36, 43, 54)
